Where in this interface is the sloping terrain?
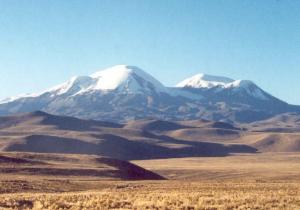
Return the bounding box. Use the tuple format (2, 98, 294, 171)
(124, 119, 191, 132)
(247, 112, 300, 132)
(0, 152, 164, 181)
(1, 111, 300, 159)
(162, 120, 242, 143)
(0, 112, 256, 160)
(243, 133, 300, 152)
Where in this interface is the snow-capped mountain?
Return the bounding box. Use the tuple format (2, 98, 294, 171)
(176, 73, 235, 89)
(176, 73, 271, 101)
(10, 65, 169, 99)
(89, 65, 168, 94)
(0, 65, 299, 123)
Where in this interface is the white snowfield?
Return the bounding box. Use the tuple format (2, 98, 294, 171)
(0, 65, 270, 104)
(91, 65, 166, 92)
(176, 73, 235, 88)
(176, 73, 268, 100)
(45, 65, 169, 97)
(176, 73, 256, 89)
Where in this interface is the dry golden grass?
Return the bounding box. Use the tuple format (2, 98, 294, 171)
(0, 152, 300, 209)
(0, 181, 299, 209)
(132, 152, 300, 181)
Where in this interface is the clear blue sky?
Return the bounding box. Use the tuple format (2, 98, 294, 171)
(0, 0, 300, 104)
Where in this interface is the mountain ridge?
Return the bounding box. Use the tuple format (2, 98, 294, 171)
(0, 65, 299, 123)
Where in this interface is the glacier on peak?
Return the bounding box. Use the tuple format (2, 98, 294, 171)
(14, 65, 169, 100)
(176, 73, 234, 88)
(0, 65, 294, 123)
(176, 74, 270, 100)
(0, 66, 272, 105)
(177, 74, 257, 90)
(89, 65, 167, 93)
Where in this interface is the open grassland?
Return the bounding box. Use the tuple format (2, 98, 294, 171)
(0, 181, 299, 209)
(0, 152, 300, 209)
(132, 152, 300, 181)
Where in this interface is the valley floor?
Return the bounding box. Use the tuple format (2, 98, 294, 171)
(0, 181, 300, 209)
(0, 152, 300, 209)
(132, 152, 300, 181)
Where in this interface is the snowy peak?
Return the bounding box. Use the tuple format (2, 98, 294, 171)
(176, 73, 259, 89)
(0, 65, 294, 123)
(0, 66, 273, 104)
(90, 65, 167, 93)
(90, 65, 142, 89)
(230, 80, 269, 100)
(176, 73, 270, 100)
(44, 65, 168, 97)
(176, 73, 235, 88)
(49, 76, 94, 96)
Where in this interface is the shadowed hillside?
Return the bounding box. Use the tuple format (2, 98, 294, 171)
(0, 152, 164, 181)
(248, 112, 300, 133)
(3, 111, 300, 159)
(0, 111, 257, 160)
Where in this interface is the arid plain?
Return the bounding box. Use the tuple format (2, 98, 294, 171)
(0, 112, 300, 209)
